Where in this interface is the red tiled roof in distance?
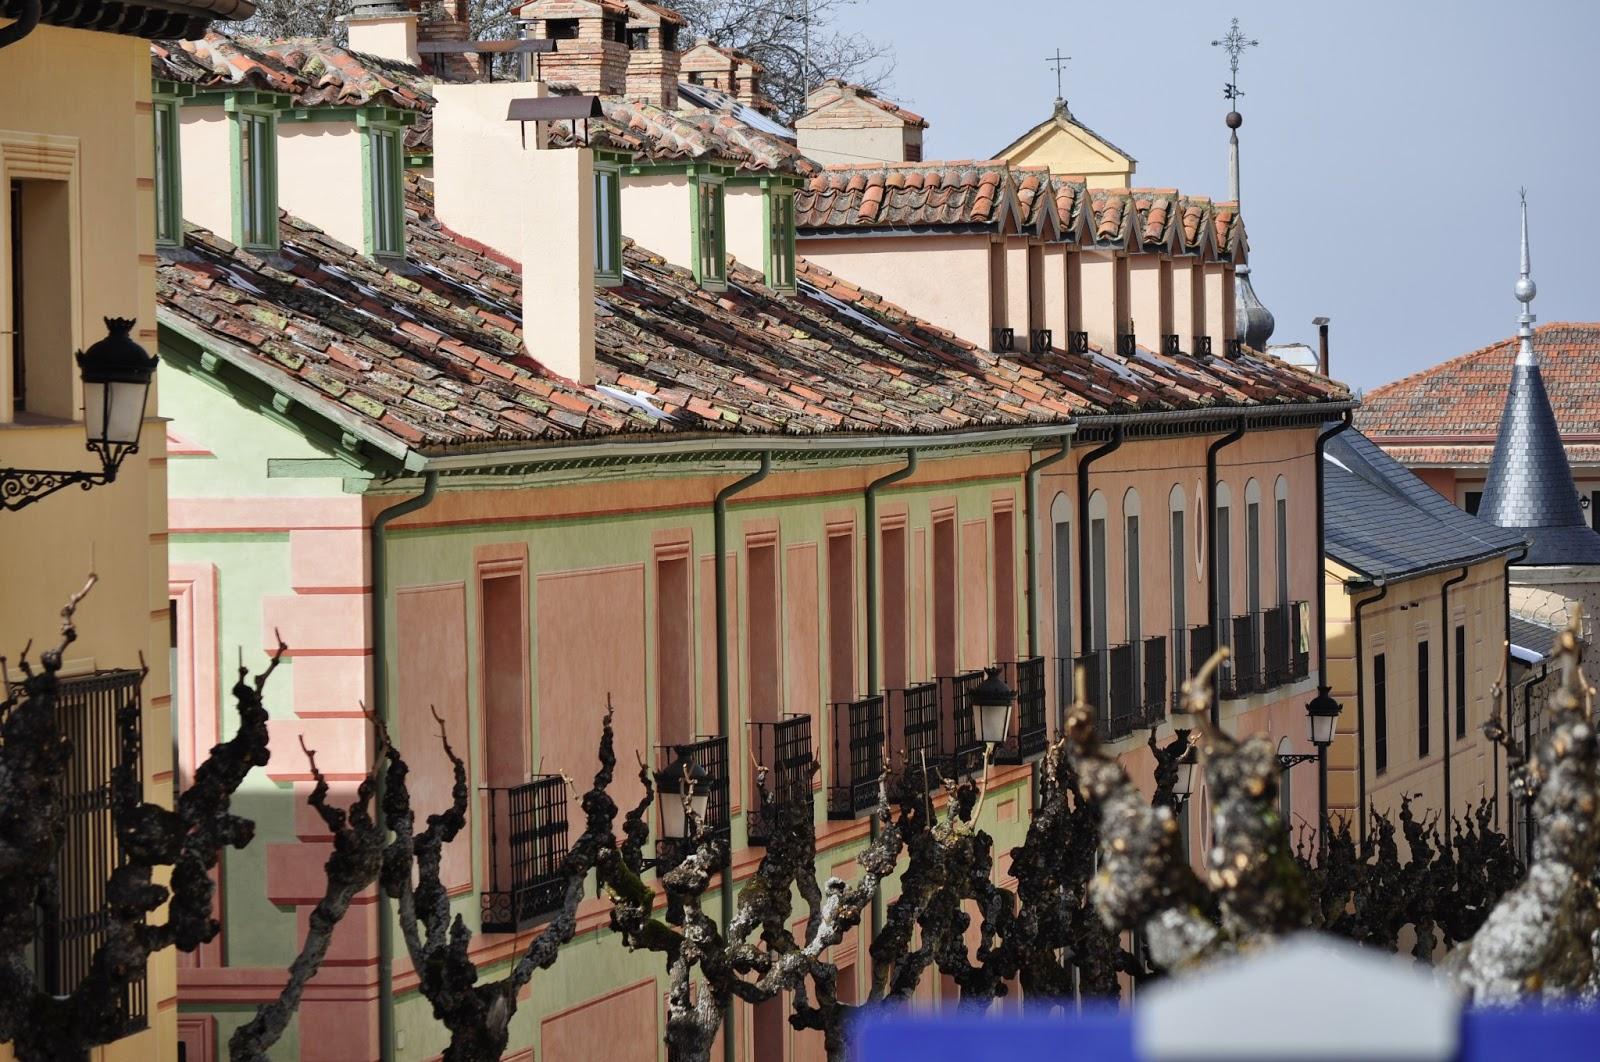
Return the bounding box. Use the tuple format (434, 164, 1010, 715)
(152, 32, 432, 112)
(547, 96, 813, 173)
(1356, 323, 1600, 441)
(796, 161, 1016, 230)
(801, 79, 927, 129)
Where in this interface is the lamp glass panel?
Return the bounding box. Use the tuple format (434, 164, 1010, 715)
(105, 378, 149, 444)
(659, 796, 687, 840)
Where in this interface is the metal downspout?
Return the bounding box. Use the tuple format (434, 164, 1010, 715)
(863, 449, 918, 941)
(1498, 544, 1528, 831)
(1076, 427, 1124, 671)
(1352, 580, 1389, 845)
(714, 453, 771, 1062)
(1205, 419, 1247, 723)
(371, 471, 440, 1062)
(1024, 437, 1073, 658)
(1440, 567, 1470, 824)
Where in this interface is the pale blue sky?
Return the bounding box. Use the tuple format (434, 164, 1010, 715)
(835, 0, 1598, 390)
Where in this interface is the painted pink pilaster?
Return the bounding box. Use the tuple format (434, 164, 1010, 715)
(170, 563, 225, 970)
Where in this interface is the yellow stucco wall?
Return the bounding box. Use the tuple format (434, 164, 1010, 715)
(998, 117, 1134, 189)
(0, 22, 175, 1061)
(1323, 559, 1508, 850)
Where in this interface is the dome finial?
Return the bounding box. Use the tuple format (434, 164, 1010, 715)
(1515, 188, 1537, 367)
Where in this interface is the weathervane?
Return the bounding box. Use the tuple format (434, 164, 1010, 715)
(1046, 49, 1071, 104)
(1211, 17, 1258, 103)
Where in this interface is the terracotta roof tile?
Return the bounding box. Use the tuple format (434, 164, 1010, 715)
(152, 32, 432, 112)
(1357, 323, 1600, 442)
(157, 177, 1344, 456)
(796, 161, 1016, 230)
(547, 97, 812, 174)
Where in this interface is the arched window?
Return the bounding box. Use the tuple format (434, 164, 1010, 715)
(1088, 491, 1109, 657)
(1213, 481, 1233, 659)
(1169, 485, 1188, 687)
(1274, 476, 1290, 616)
(1123, 488, 1142, 646)
(1245, 479, 1263, 688)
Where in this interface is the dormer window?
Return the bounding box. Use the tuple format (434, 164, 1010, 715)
(693, 176, 727, 288)
(766, 188, 796, 293)
(232, 103, 278, 251)
(152, 93, 183, 248)
(362, 117, 405, 259)
(594, 160, 623, 287)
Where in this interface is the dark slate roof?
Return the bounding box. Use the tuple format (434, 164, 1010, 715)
(155, 176, 1348, 460)
(1509, 616, 1561, 663)
(1324, 430, 1526, 582)
(1476, 361, 1600, 566)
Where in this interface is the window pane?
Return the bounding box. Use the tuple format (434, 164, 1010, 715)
(594, 169, 618, 276)
(154, 104, 174, 243)
(1374, 652, 1388, 774)
(238, 116, 254, 242)
(1418, 640, 1430, 759)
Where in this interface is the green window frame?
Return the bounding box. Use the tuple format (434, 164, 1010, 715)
(594, 161, 623, 286)
(231, 104, 279, 251)
(765, 187, 796, 293)
(691, 176, 726, 288)
(152, 97, 182, 248)
(362, 120, 405, 259)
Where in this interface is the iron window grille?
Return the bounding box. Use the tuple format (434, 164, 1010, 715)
(1261, 605, 1290, 689)
(1068, 330, 1090, 354)
(991, 327, 1016, 353)
(827, 695, 883, 820)
(1029, 328, 1053, 354)
(1105, 643, 1138, 740)
(1073, 651, 1104, 733)
(1221, 614, 1258, 699)
(479, 775, 570, 933)
(653, 735, 730, 869)
(892, 681, 944, 796)
(748, 714, 813, 844)
(1193, 335, 1213, 358)
(34, 669, 148, 1037)
(945, 669, 987, 778)
(995, 657, 1047, 764)
(1172, 624, 1213, 712)
(1162, 334, 1182, 356)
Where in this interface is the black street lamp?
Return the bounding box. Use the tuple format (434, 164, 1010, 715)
(655, 746, 709, 842)
(1171, 739, 1198, 807)
(2, 318, 158, 512)
(971, 666, 1017, 748)
(1305, 685, 1343, 855)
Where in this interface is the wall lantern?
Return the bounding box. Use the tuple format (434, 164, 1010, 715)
(1171, 740, 1198, 805)
(1305, 689, 1343, 748)
(2, 318, 158, 513)
(655, 746, 709, 841)
(971, 667, 1016, 746)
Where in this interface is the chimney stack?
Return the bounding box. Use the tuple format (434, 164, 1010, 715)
(344, 3, 420, 66)
(623, 1, 683, 109)
(522, 0, 629, 96)
(1313, 316, 1330, 377)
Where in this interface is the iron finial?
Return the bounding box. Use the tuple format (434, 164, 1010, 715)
(1515, 189, 1538, 367)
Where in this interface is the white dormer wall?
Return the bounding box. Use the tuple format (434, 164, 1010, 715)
(1172, 256, 1204, 350)
(277, 121, 367, 252)
(176, 105, 232, 239)
(345, 13, 420, 66)
(1204, 262, 1235, 348)
(724, 184, 763, 274)
(1128, 255, 1164, 352)
(620, 173, 694, 270)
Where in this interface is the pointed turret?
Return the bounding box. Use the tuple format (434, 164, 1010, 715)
(1477, 194, 1600, 565)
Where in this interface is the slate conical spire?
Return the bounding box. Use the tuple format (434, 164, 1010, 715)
(1477, 193, 1600, 565)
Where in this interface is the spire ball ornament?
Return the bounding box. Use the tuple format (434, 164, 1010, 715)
(1226, 111, 1243, 129)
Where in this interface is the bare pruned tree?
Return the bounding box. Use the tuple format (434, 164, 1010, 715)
(675, 0, 896, 123)
(232, 1, 522, 47)
(0, 577, 275, 1062)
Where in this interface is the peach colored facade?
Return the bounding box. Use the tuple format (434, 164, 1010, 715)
(1, 22, 177, 1062)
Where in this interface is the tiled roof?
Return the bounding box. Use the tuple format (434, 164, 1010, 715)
(549, 97, 813, 174)
(1323, 431, 1526, 582)
(1356, 324, 1600, 440)
(1381, 444, 1600, 468)
(156, 178, 1346, 458)
(801, 79, 927, 128)
(151, 32, 432, 112)
(795, 161, 1016, 230)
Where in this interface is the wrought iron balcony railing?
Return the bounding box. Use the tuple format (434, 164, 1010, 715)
(995, 656, 1048, 764)
(1261, 605, 1290, 689)
(892, 681, 944, 796)
(945, 669, 987, 778)
(481, 775, 570, 933)
(1141, 634, 1168, 724)
(1105, 642, 1139, 740)
(828, 695, 883, 820)
(36, 669, 148, 1036)
(1222, 614, 1258, 700)
(748, 714, 815, 845)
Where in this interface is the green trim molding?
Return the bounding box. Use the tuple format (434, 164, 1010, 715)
(227, 94, 281, 253)
(690, 174, 728, 290)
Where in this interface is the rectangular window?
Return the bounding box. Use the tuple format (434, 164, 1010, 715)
(1090, 517, 1108, 653)
(1053, 518, 1073, 662)
(628, 28, 650, 50)
(1246, 501, 1261, 617)
(1125, 514, 1141, 644)
(747, 538, 780, 720)
(933, 517, 957, 676)
(7, 178, 73, 419)
(827, 531, 855, 703)
(235, 109, 277, 250)
(1275, 497, 1289, 612)
(1454, 624, 1467, 740)
(1374, 652, 1388, 774)
(594, 163, 623, 285)
(694, 178, 726, 286)
(766, 189, 796, 293)
(153, 98, 182, 247)
(1418, 640, 1430, 759)
(7, 179, 22, 412)
(656, 552, 694, 746)
(1464, 491, 1482, 516)
(1215, 505, 1232, 650)
(882, 524, 908, 690)
(366, 125, 404, 258)
(994, 509, 1017, 664)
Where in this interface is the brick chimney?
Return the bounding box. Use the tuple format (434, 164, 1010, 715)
(623, 1, 683, 108)
(432, 80, 597, 385)
(521, 0, 629, 96)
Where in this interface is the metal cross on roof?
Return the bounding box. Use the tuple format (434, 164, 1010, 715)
(1211, 17, 1258, 102)
(1046, 48, 1071, 101)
